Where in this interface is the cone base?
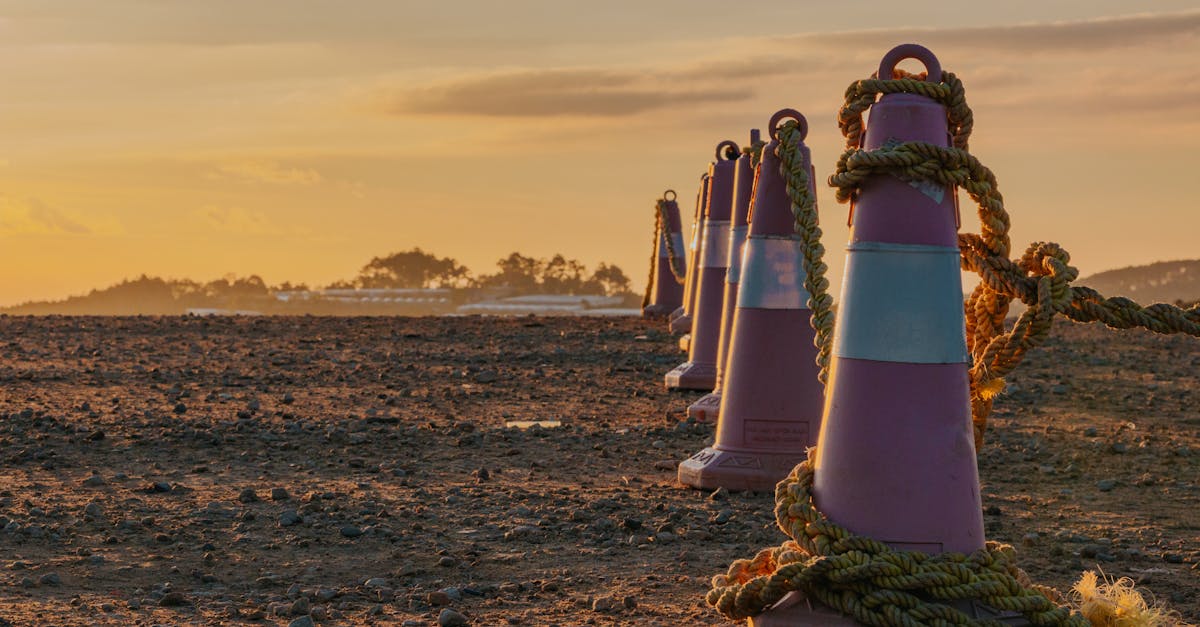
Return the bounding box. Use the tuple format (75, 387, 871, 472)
(664, 361, 716, 391)
(669, 314, 692, 334)
(677, 334, 691, 353)
(686, 392, 721, 422)
(750, 591, 1031, 625)
(642, 304, 676, 319)
(749, 592, 858, 626)
(677, 446, 804, 492)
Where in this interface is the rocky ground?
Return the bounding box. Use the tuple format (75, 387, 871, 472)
(0, 315, 1195, 626)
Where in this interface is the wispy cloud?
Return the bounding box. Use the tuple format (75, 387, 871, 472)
(378, 10, 1199, 120)
(196, 206, 277, 235)
(380, 67, 750, 117)
(213, 160, 323, 185)
(0, 196, 98, 235)
(787, 10, 1200, 53)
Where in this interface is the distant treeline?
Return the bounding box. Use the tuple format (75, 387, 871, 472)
(1082, 259, 1200, 306)
(330, 249, 631, 295)
(1, 249, 635, 315)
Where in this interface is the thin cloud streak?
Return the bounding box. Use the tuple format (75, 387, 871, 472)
(787, 10, 1200, 52)
(380, 10, 1199, 119)
(0, 196, 95, 236)
(386, 68, 750, 117)
(213, 160, 324, 185)
(196, 206, 277, 235)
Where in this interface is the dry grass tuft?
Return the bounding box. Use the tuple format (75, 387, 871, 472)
(1072, 570, 1190, 627)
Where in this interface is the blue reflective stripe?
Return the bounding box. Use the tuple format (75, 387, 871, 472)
(724, 226, 749, 283)
(833, 241, 968, 364)
(736, 235, 811, 310)
(700, 221, 731, 268)
(659, 232, 686, 259)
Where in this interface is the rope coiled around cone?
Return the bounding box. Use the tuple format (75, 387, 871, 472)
(774, 122, 835, 386)
(707, 451, 1090, 626)
(823, 68, 1200, 446)
(641, 195, 688, 309)
(705, 67, 1200, 626)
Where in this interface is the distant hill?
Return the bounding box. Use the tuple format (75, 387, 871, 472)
(1081, 259, 1200, 305)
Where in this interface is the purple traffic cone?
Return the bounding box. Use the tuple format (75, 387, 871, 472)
(642, 190, 687, 319)
(666, 140, 740, 390)
(679, 113, 823, 490)
(688, 130, 759, 421)
(669, 174, 710, 335)
(752, 44, 1016, 625)
(674, 176, 709, 352)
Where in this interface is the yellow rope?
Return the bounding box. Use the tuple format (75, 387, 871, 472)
(745, 138, 768, 168)
(707, 452, 1090, 626)
(658, 198, 687, 283)
(826, 69, 1200, 446)
(709, 65, 1200, 626)
(775, 122, 835, 386)
(641, 194, 689, 310)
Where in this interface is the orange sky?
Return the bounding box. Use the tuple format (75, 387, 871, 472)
(1, 2, 1198, 306)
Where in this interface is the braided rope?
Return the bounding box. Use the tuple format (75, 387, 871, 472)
(658, 199, 687, 283)
(707, 452, 1090, 625)
(775, 122, 835, 385)
(746, 138, 768, 169)
(829, 70, 1200, 445)
(707, 66, 1200, 625)
(641, 199, 659, 309)
(641, 196, 689, 310)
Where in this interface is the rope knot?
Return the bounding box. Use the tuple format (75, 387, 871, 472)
(707, 452, 1088, 625)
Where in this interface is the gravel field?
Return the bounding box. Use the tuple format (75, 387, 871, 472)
(0, 315, 1195, 626)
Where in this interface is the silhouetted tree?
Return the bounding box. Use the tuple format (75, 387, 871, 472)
(586, 262, 632, 296)
(541, 254, 588, 294)
(476, 252, 544, 292)
(356, 247, 470, 289)
(475, 252, 633, 296)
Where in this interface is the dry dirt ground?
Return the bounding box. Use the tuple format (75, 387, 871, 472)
(0, 315, 1195, 626)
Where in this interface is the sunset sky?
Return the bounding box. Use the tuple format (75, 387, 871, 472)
(1, 1, 1197, 306)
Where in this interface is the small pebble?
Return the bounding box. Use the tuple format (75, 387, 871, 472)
(592, 595, 616, 612)
(158, 591, 188, 607)
(438, 608, 469, 626)
(290, 597, 310, 616)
